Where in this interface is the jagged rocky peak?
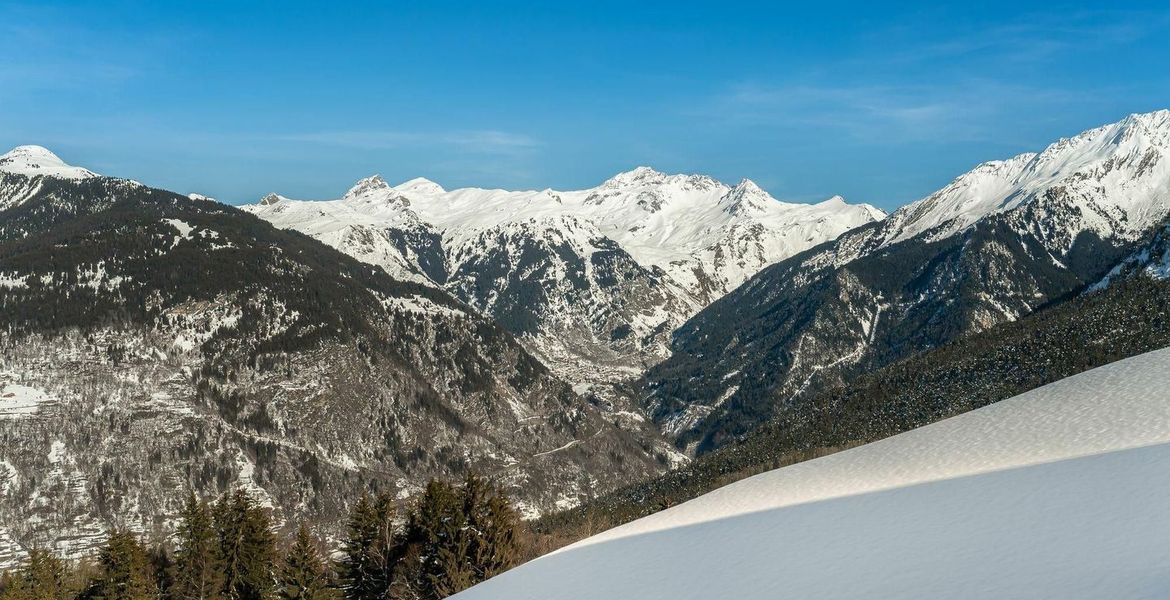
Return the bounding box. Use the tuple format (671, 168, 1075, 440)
(1081, 108, 1170, 152)
(1028, 109, 1170, 175)
(601, 166, 671, 188)
(599, 166, 723, 195)
(0, 145, 97, 179)
(259, 192, 284, 206)
(1125, 108, 1170, 142)
(394, 176, 446, 195)
(721, 178, 774, 215)
(344, 174, 393, 199)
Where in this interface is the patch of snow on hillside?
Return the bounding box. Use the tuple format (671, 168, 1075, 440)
(0, 375, 56, 419)
(0, 273, 27, 289)
(380, 294, 465, 320)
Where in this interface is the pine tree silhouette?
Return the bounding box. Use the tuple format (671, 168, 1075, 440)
(278, 526, 329, 600)
(170, 494, 224, 600)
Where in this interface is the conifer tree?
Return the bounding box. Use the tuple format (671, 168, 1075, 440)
(401, 473, 524, 598)
(1, 549, 69, 600)
(148, 545, 174, 600)
(89, 531, 156, 600)
(170, 495, 223, 600)
(339, 494, 397, 600)
(405, 480, 465, 600)
(215, 491, 277, 600)
(462, 478, 520, 583)
(278, 526, 328, 600)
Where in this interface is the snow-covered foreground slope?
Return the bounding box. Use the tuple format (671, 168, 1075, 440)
(457, 347, 1170, 600)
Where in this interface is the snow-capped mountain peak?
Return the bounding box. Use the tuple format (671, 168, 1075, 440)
(601, 166, 670, 189)
(599, 167, 722, 194)
(344, 174, 394, 200)
(394, 176, 446, 195)
(721, 179, 775, 215)
(0, 145, 97, 180)
(882, 109, 1170, 247)
(258, 193, 286, 206)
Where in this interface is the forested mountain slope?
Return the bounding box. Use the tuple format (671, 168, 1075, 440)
(0, 152, 672, 568)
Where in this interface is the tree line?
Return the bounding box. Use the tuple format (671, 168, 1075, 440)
(0, 473, 522, 600)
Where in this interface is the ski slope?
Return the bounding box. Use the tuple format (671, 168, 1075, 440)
(455, 347, 1170, 600)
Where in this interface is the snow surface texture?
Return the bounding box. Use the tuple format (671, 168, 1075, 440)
(0, 146, 96, 180)
(456, 347, 1170, 600)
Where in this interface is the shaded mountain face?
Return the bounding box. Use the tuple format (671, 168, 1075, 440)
(1093, 217, 1170, 290)
(244, 170, 883, 396)
(0, 161, 674, 567)
(647, 110, 1170, 453)
(540, 274, 1170, 542)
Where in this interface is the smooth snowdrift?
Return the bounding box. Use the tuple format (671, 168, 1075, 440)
(0, 145, 96, 179)
(456, 347, 1170, 600)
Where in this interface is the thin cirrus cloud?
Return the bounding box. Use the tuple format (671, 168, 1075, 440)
(275, 130, 542, 154)
(899, 8, 1170, 64)
(687, 7, 1167, 148)
(695, 81, 1080, 146)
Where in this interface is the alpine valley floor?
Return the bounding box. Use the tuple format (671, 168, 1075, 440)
(454, 347, 1170, 600)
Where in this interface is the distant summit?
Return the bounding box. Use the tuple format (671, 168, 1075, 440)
(0, 145, 97, 179)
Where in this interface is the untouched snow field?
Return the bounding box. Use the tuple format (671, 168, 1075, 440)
(456, 347, 1170, 600)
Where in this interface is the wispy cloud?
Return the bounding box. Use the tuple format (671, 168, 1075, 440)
(0, 7, 129, 90)
(892, 8, 1170, 65)
(275, 129, 541, 154)
(690, 8, 1168, 147)
(700, 79, 1101, 145)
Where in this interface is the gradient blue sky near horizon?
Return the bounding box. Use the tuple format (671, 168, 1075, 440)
(2, 1, 1169, 210)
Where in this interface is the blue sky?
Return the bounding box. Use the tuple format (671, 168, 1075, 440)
(2, 1, 1169, 210)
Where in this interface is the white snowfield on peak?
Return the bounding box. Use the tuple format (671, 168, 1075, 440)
(455, 346, 1170, 600)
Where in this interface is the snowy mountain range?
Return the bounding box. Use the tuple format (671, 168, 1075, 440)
(455, 347, 1170, 600)
(649, 109, 1170, 451)
(243, 168, 882, 393)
